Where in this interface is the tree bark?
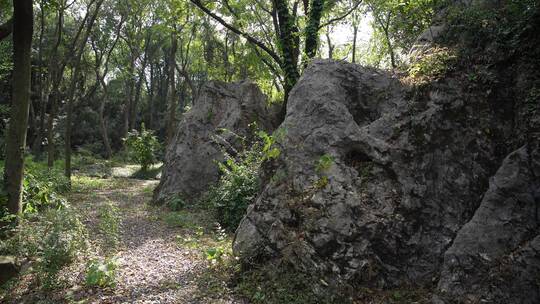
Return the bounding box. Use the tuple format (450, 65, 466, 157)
(3, 0, 33, 215)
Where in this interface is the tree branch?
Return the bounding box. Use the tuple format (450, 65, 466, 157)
(318, 0, 363, 30)
(189, 0, 282, 66)
(0, 18, 13, 40)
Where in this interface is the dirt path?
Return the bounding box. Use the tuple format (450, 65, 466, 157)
(3, 176, 244, 304)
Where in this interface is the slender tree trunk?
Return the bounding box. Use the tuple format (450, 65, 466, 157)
(352, 23, 358, 63)
(47, 91, 57, 167)
(32, 0, 46, 155)
(326, 25, 334, 59)
(65, 0, 104, 179)
(98, 93, 113, 159)
(384, 27, 396, 69)
(166, 31, 178, 144)
(47, 2, 65, 168)
(123, 60, 134, 137)
(148, 64, 155, 129)
(3, 0, 33, 215)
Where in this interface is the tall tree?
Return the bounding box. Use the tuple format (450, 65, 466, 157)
(64, 0, 105, 180)
(189, 0, 333, 115)
(2, 0, 33, 214)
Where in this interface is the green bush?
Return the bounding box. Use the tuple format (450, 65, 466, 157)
(0, 207, 88, 289)
(0, 157, 69, 223)
(85, 258, 118, 288)
(206, 140, 263, 231)
(124, 123, 161, 172)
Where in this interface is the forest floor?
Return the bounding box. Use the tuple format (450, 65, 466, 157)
(1, 167, 246, 304)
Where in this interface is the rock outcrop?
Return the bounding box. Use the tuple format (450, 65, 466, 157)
(233, 59, 539, 301)
(436, 142, 540, 304)
(153, 80, 278, 204)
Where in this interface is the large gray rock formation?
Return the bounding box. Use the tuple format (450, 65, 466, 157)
(233, 59, 538, 300)
(153, 80, 278, 204)
(436, 143, 540, 304)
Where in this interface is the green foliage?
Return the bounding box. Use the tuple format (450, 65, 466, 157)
(205, 246, 225, 263)
(97, 203, 121, 248)
(315, 154, 334, 172)
(0, 157, 69, 220)
(257, 131, 281, 160)
(124, 123, 161, 172)
(166, 195, 185, 211)
(85, 258, 118, 288)
(206, 141, 264, 231)
(408, 47, 457, 82)
(444, 0, 539, 52)
(363, 0, 444, 68)
(0, 207, 88, 289)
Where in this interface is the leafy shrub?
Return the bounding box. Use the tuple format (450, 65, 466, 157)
(0, 157, 69, 224)
(0, 207, 87, 289)
(22, 170, 69, 214)
(124, 123, 161, 172)
(85, 258, 118, 288)
(205, 141, 263, 231)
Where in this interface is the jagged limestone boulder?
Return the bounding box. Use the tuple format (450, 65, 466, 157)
(435, 142, 540, 304)
(234, 59, 524, 294)
(153, 80, 278, 204)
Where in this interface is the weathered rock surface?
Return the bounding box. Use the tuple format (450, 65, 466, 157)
(233, 59, 537, 300)
(436, 142, 540, 304)
(0, 256, 18, 285)
(154, 80, 278, 204)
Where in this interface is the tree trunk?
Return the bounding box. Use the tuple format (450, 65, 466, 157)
(47, 0, 70, 168)
(352, 23, 358, 63)
(98, 93, 113, 159)
(47, 91, 57, 167)
(148, 64, 155, 129)
(32, 0, 46, 155)
(326, 25, 334, 59)
(304, 0, 325, 59)
(166, 31, 178, 144)
(123, 60, 134, 138)
(3, 0, 33, 215)
(64, 0, 104, 179)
